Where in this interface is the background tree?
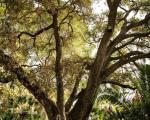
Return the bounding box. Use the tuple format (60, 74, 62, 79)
(0, 0, 150, 120)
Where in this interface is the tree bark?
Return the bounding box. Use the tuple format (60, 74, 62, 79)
(53, 12, 66, 120)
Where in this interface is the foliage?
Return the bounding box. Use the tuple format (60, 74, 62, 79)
(0, 82, 46, 120)
(92, 64, 150, 120)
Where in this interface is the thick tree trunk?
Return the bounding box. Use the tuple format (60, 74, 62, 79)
(68, 88, 97, 120)
(67, 1, 121, 119)
(67, 31, 114, 120)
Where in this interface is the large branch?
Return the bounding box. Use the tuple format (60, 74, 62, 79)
(18, 23, 53, 38)
(106, 31, 150, 61)
(86, 0, 122, 89)
(53, 13, 66, 120)
(112, 37, 137, 52)
(65, 70, 84, 113)
(107, 13, 150, 57)
(17, 23, 54, 46)
(126, 13, 150, 31)
(109, 31, 150, 51)
(101, 80, 136, 90)
(109, 51, 144, 60)
(0, 49, 58, 119)
(104, 52, 150, 76)
(125, 32, 150, 38)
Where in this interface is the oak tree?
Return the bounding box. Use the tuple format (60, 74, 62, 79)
(0, 0, 150, 119)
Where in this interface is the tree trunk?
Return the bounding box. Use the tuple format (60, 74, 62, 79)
(68, 83, 98, 120)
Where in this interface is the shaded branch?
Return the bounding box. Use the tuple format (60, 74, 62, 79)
(107, 31, 150, 60)
(126, 13, 150, 31)
(110, 51, 144, 61)
(105, 52, 150, 76)
(131, 42, 150, 48)
(101, 80, 136, 90)
(65, 70, 84, 112)
(18, 23, 53, 38)
(110, 31, 150, 51)
(112, 37, 137, 53)
(0, 49, 58, 119)
(59, 5, 75, 25)
(125, 31, 150, 38)
(17, 23, 54, 46)
(117, 5, 142, 25)
(107, 12, 150, 57)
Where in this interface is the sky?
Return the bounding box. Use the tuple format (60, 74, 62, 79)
(92, 0, 108, 14)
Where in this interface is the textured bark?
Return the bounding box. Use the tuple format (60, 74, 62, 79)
(53, 12, 66, 120)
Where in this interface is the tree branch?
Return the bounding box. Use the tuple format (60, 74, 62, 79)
(112, 37, 137, 53)
(117, 5, 142, 25)
(101, 80, 136, 90)
(65, 70, 84, 113)
(0, 49, 58, 119)
(17, 23, 54, 46)
(107, 31, 150, 61)
(109, 51, 144, 60)
(18, 23, 53, 38)
(105, 52, 150, 76)
(53, 13, 66, 119)
(126, 13, 150, 31)
(125, 32, 150, 38)
(107, 13, 150, 57)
